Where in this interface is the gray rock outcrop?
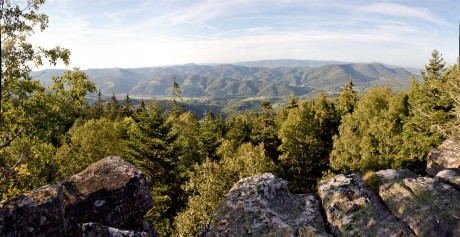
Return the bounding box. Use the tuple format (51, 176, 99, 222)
(203, 138, 460, 236)
(376, 169, 460, 236)
(426, 138, 460, 176)
(318, 174, 415, 237)
(0, 156, 158, 237)
(436, 169, 460, 190)
(204, 173, 329, 237)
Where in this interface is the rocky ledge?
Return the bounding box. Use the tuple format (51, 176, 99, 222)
(206, 139, 460, 236)
(0, 156, 159, 237)
(2, 138, 460, 236)
(204, 173, 328, 237)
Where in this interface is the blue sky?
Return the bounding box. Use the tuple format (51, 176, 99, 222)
(31, 0, 459, 69)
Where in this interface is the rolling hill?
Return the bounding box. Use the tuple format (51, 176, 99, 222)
(32, 61, 419, 99)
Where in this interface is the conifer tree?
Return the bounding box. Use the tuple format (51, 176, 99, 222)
(106, 92, 121, 120)
(313, 93, 340, 157)
(124, 101, 179, 236)
(278, 101, 325, 192)
(399, 50, 456, 171)
(330, 87, 407, 173)
(94, 90, 104, 119)
(252, 101, 281, 162)
(225, 112, 253, 146)
(197, 111, 225, 161)
(409, 50, 455, 136)
(170, 111, 202, 167)
(171, 76, 183, 113)
(337, 77, 357, 116)
(122, 94, 134, 118)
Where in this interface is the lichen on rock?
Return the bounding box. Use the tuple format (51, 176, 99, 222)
(426, 138, 460, 176)
(318, 173, 415, 237)
(376, 169, 460, 236)
(0, 156, 157, 237)
(204, 173, 329, 237)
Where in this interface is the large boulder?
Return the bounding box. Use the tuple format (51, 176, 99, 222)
(204, 173, 328, 237)
(376, 169, 460, 236)
(426, 138, 460, 176)
(0, 156, 158, 237)
(318, 174, 415, 237)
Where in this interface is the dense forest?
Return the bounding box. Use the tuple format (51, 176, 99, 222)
(1, 1, 459, 236)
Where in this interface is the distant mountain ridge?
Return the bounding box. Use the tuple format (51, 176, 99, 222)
(233, 59, 348, 68)
(31, 60, 419, 98)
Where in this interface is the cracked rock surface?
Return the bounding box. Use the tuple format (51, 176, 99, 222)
(204, 173, 329, 237)
(0, 156, 158, 237)
(318, 173, 415, 237)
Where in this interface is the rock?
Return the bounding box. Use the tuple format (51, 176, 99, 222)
(0, 156, 156, 237)
(82, 222, 160, 237)
(318, 174, 415, 237)
(376, 169, 460, 236)
(427, 138, 460, 176)
(204, 173, 328, 237)
(436, 169, 460, 190)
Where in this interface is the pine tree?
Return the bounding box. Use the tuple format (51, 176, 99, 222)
(251, 101, 281, 162)
(411, 50, 455, 136)
(124, 101, 179, 236)
(106, 92, 121, 120)
(313, 93, 340, 158)
(337, 77, 357, 116)
(94, 90, 104, 119)
(171, 111, 202, 167)
(330, 87, 407, 173)
(122, 94, 134, 118)
(225, 112, 253, 146)
(278, 101, 325, 192)
(197, 111, 225, 161)
(171, 76, 183, 113)
(399, 50, 456, 172)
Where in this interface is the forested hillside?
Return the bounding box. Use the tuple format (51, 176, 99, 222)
(1, 1, 459, 237)
(31, 62, 416, 98)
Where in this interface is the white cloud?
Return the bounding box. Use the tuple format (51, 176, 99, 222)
(31, 0, 457, 70)
(356, 2, 449, 26)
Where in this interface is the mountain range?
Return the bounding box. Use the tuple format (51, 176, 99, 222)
(31, 60, 420, 99)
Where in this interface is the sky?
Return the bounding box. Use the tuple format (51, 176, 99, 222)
(30, 0, 459, 69)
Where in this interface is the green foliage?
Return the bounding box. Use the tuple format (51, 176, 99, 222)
(0, 139, 57, 199)
(124, 101, 183, 236)
(0, 0, 95, 198)
(337, 77, 357, 116)
(407, 50, 455, 137)
(1, 6, 457, 235)
(106, 92, 121, 120)
(170, 111, 202, 168)
(171, 76, 183, 113)
(278, 101, 329, 192)
(398, 51, 457, 172)
(197, 111, 225, 161)
(225, 112, 253, 145)
(122, 94, 134, 118)
(54, 118, 129, 178)
(438, 59, 460, 135)
(330, 87, 408, 173)
(251, 101, 281, 162)
(175, 141, 274, 237)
